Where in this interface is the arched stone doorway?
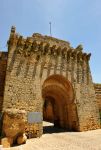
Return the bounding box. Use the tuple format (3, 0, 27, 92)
(42, 74, 78, 131)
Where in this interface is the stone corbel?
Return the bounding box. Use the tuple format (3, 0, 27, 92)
(38, 42, 44, 54)
(36, 54, 40, 61)
(24, 38, 33, 57)
(66, 49, 71, 62)
(31, 41, 38, 52)
(72, 51, 77, 60)
(62, 47, 67, 58)
(56, 46, 61, 56)
(17, 36, 25, 54)
(50, 45, 56, 55)
(53, 47, 57, 56)
(43, 43, 50, 55)
(47, 47, 51, 55)
(82, 53, 88, 67)
(77, 51, 83, 64)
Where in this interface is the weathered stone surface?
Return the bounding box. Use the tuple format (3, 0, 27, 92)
(17, 133, 27, 145)
(1, 137, 13, 148)
(2, 109, 27, 141)
(0, 26, 100, 146)
(25, 123, 42, 138)
(94, 83, 101, 111)
(0, 52, 7, 112)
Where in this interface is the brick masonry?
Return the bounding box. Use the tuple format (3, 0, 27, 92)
(0, 26, 100, 141)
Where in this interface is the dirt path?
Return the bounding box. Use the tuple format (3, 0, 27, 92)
(3, 121, 101, 150)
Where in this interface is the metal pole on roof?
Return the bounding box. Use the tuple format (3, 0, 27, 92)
(49, 22, 52, 36)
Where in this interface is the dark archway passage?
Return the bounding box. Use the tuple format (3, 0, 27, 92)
(42, 74, 78, 132)
(43, 96, 55, 123)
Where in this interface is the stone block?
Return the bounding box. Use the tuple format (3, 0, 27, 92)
(2, 109, 27, 142)
(1, 137, 13, 148)
(17, 133, 27, 145)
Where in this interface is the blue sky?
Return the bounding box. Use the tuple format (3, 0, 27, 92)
(0, 0, 101, 83)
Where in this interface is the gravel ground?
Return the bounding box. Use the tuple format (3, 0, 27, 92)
(3, 121, 101, 150)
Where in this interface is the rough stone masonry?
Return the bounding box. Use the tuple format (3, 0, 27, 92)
(0, 26, 100, 146)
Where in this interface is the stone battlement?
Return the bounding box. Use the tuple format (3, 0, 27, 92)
(8, 26, 91, 59)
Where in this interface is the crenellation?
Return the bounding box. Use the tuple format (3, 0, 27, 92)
(75, 44, 83, 52)
(32, 33, 70, 48)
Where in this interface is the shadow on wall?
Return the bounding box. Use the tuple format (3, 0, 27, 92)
(43, 122, 68, 134)
(0, 52, 8, 111)
(42, 74, 79, 131)
(43, 125, 68, 134)
(0, 52, 8, 137)
(99, 111, 101, 128)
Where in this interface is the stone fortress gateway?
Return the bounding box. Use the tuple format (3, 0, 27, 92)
(0, 26, 100, 145)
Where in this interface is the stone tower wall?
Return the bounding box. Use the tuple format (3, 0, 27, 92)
(2, 27, 100, 137)
(0, 52, 7, 111)
(94, 84, 101, 111)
